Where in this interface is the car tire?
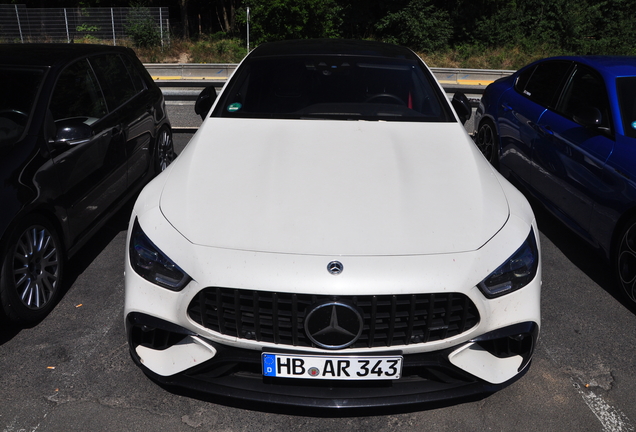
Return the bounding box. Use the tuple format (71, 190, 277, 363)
(155, 126, 175, 174)
(476, 120, 499, 168)
(0, 216, 64, 323)
(615, 217, 636, 307)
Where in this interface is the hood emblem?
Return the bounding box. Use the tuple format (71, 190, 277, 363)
(327, 261, 343, 275)
(304, 301, 363, 349)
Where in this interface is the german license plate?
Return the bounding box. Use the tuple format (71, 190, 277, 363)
(262, 353, 403, 380)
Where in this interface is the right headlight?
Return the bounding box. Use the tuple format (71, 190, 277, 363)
(478, 228, 539, 299)
(129, 218, 191, 291)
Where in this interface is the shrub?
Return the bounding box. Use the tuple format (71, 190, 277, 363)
(190, 37, 247, 63)
(375, 0, 452, 53)
(125, 5, 161, 48)
(240, 0, 343, 44)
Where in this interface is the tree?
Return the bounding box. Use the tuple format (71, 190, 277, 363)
(241, 0, 343, 44)
(375, 0, 453, 52)
(125, 4, 162, 47)
(579, 0, 636, 55)
(179, 0, 190, 38)
(216, 0, 238, 33)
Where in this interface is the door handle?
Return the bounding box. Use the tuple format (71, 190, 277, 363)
(536, 124, 554, 137)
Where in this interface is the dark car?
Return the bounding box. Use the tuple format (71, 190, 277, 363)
(474, 56, 636, 306)
(0, 43, 173, 323)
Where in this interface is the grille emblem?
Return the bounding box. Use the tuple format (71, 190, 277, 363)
(304, 301, 363, 349)
(327, 261, 343, 275)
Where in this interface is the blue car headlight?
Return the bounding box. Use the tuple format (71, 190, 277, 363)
(129, 218, 191, 291)
(478, 228, 539, 298)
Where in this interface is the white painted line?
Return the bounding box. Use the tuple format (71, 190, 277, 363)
(573, 381, 634, 432)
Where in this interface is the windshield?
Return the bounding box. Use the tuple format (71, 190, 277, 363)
(213, 55, 454, 122)
(0, 67, 45, 146)
(617, 77, 636, 139)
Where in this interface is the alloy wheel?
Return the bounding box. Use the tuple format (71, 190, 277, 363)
(617, 222, 636, 304)
(11, 225, 60, 310)
(477, 122, 497, 165)
(156, 128, 175, 173)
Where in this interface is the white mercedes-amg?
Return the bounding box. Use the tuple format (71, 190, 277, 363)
(124, 39, 541, 409)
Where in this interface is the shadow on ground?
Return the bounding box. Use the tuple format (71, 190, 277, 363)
(0, 198, 134, 344)
(529, 196, 635, 314)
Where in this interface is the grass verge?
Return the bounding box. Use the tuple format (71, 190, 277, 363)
(87, 37, 565, 70)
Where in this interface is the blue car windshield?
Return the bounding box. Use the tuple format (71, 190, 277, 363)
(617, 77, 636, 139)
(213, 55, 454, 122)
(0, 67, 45, 146)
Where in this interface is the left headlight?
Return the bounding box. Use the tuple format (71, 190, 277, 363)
(129, 218, 191, 291)
(478, 228, 539, 299)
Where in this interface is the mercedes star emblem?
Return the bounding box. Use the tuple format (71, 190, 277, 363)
(304, 301, 363, 349)
(327, 261, 343, 275)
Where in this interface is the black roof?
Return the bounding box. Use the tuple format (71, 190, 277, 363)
(249, 39, 419, 61)
(0, 43, 135, 68)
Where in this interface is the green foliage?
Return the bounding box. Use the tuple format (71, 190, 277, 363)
(190, 36, 247, 63)
(240, 0, 343, 44)
(125, 5, 161, 48)
(76, 22, 100, 42)
(577, 0, 636, 55)
(75, 6, 100, 40)
(375, 0, 453, 52)
(69, 0, 636, 64)
(423, 44, 564, 69)
(447, 0, 636, 56)
(76, 24, 99, 33)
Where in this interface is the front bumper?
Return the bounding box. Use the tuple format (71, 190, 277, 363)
(124, 184, 541, 408)
(126, 312, 538, 409)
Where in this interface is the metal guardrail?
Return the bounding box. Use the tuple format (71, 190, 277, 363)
(145, 64, 515, 101)
(145, 63, 237, 84)
(145, 64, 514, 86)
(432, 67, 513, 86)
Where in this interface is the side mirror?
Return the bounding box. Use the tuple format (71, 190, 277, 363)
(52, 118, 93, 147)
(572, 106, 603, 128)
(452, 92, 472, 125)
(195, 86, 217, 120)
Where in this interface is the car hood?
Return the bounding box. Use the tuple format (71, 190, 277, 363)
(160, 118, 509, 256)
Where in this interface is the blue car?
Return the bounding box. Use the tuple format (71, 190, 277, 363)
(474, 56, 636, 306)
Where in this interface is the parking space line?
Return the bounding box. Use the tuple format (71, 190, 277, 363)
(573, 381, 634, 432)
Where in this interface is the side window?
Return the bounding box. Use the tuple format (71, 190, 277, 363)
(120, 53, 148, 93)
(514, 65, 535, 94)
(617, 77, 636, 138)
(516, 61, 572, 108)
(49, 59, 107, 122)
(90, 54, 139, 111)
(557, 65, 611, 129)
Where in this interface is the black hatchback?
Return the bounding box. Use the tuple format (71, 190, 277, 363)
(0, 43, 173, 324)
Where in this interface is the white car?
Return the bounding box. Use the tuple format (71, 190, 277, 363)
(124, 39, 541, 409)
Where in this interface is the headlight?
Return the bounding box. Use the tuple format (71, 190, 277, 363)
(129, 218, 191, 291)
(478, 228, 539, 298)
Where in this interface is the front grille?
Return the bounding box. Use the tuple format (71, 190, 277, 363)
(187, 288, 480, 349)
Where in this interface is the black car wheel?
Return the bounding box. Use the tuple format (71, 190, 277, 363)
(0, 217, 63, 323)
(476, 121, 499, 167)
(616, 218, 636, 306)
(155, 126, 175, 173)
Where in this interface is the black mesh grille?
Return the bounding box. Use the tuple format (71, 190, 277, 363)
(187, 288, 480, 349)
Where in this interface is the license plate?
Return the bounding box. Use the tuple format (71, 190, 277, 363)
(262, 353, 403, 380)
